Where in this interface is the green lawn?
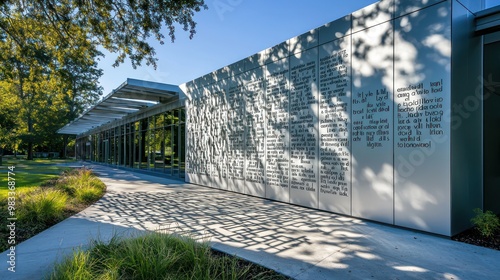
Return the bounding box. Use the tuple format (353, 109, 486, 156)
(0, 157, 75, 198)
(0, 160, 106, 252)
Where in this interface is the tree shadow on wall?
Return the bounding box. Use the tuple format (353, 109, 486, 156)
(185, 0, 453, 235)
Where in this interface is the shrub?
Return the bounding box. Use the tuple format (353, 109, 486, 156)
(17, 189, 68, 225)
(471, 208, 500, 238)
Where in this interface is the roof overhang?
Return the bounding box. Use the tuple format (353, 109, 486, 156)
(476, 5, 500, 35)
(58, 78, 180, 135)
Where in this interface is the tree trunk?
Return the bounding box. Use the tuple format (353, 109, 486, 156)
(27, 142, 33, 160)
(63, 135, 68, 158)
(27, 115, 34, 160)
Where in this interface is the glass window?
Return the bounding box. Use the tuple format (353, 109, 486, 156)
(156, 113, 164, 128)
(120, 133, 125, 165)
(180, 108, 186, 123)
(172, 109, 180, 125)
(153, 128, 164, 172)
(141, 128, 150, 169)
(134, 130, 141, 168)
(141, 119, 148, 131)
(147, 116, 155, 130)
(87, 108, 186, 177)
(172, 124, 179, 177)
(179, 123, 186, 178)
(164, 111, 173, 126)
(109, 129, 114, 164)
(164, 126, 173, 175)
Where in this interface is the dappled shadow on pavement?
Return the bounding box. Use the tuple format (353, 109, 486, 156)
(85, 187, 359, 251)
(76, 165, 499, 280)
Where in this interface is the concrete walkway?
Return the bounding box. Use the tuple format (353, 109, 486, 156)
(2, 164, 499, 279)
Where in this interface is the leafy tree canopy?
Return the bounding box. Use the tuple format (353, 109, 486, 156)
(0, 14, 100, 158)
(0, 0, 207, 69)
(0, 1, 206, 158)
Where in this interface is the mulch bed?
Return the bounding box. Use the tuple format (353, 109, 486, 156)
(452, 227, 500, 251)
(210, 249, 292, 279)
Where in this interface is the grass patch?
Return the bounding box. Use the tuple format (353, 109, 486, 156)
(0, 157, 74, 198)
(49, 232, 290, 280)
(0, 161, 106, 252)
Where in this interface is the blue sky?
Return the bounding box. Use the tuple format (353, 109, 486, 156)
(97, 0, 500, 95)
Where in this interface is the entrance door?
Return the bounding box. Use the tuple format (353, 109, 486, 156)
(483, 40, 500, 214)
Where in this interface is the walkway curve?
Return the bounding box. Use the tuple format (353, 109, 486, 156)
(1, 164, 499, 279)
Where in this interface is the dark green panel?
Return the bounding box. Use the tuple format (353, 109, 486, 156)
(483, 40, 500, 215)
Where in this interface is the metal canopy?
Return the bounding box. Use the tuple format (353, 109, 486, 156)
(58, 78, 180, 135)
(476, 5, 500, 35)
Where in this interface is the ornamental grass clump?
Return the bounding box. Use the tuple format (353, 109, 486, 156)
(0, 165, 107, 253)
(471, 208, 500, 238)
(56, 168, 106, 203)
(17, 189, 68, 226)
(49, 232, 278, 280)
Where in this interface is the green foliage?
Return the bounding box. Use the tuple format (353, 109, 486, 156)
(56, 168, 106, 203)
(0, 164, 106, 252)
(49, 232, 287, 280)
(0, 0, 207, 69)
(17, 189, 68, 225)
(471, 208, 500, 238)
(50, 251, 95, 280)
(0, 1, 206, 157)
(0, 8, 103, 158)
(74, 187, 103, 204)
(0, 157, 72, 197)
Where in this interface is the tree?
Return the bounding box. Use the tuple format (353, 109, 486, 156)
(0, 1, 206, 159)
(0, 0, 207, 69)
(0, 14, 103, 159)
(0, 84, 17, 162)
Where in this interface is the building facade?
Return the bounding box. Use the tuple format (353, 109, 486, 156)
(62, 0, 500, 237)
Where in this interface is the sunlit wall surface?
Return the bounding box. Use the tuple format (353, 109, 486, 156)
(181, 0, 484, 236)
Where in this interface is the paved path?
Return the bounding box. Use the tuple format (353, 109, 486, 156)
(1, 164, 499, 279)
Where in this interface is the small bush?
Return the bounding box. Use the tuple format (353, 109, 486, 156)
(17, 189, 68, 225)
(471, 208, 500, 238)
